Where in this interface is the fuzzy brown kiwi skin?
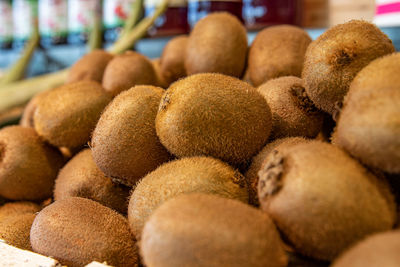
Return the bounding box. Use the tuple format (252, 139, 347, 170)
(20, 90, 51, 128)
(102, 51, 158, 96)
(334, 53, 400, 174)
(0, 213, 36, 250)
(151, 58, 169, 88)
(0, 201, 41, 221)
(248, 25, 311, 87)
(245, 137, 309, 206)
(67, 49, 114, 83)
(332, 231, 400, 267)
(185, 12, 247, 77)
(30, 197, 138, 267)
(33, 81, 112, 149)
(257, 76, 323, 139)
(141, 193, 288, 267)
(302, 20, 395, 115)
(258, 141, 396, 261)
(54, 149, 130, 214)
(160, 35, 188, 84)
(0, 126, 64, 201)
(155, 73, 272, 168)
(128, 156, 249, 239)
(91, 85, 172, 187)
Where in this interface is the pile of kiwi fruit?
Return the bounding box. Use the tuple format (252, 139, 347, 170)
(0, 11, 398, 267)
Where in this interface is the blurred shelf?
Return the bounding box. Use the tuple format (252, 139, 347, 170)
(0, 27, 399, 78)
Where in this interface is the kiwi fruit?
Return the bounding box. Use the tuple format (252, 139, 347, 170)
(0, 213, 36, 250)
(258, 140, 396, 261)
(151, 58, 169, 88)
(91, 85, 172, 187)
(334, 53, 400, 174)
(0, 201, 41, 221)
(102, 51, 158, 96)
(332, 231, 400, 267)
(245, 137, 309, 206)
(160, 35, 188, 84)
(0, 126, 64, 201)
(20, 90, 50, 128)
(67, 49, 114, 83)
(128, 156, 249, 238)
(155, 73, 272, 167)
(141, 193, 287, 267)
(302, 20, 395, 115)
(30, 197, 138, 267)
(185, 12, 247, 77)
(54, 149, 130, 214)
(257, 76, 324, 139)
(34, 81, 111, 149)
(248, 25, 311, 87)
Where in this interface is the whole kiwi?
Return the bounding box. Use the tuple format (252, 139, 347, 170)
(128, 156, 249, 238)
(67, 50, 114, 83)
(0, 126, 64, 201)
(248, 25, 312, 87)
(54, 149, 130, 214)
(141, 193, 287, 267)
(155, 73, 272, 167)
(0, 201, 41, 221)
(257, 76, 324, 139)
(245, 137, 309, 206)
(30, 197, 138, 267)
(302, 20, 395, 115)
(332, 231, 400, 267)
(334, 53, 400, 174)
(151, 58, 169, 88)
(91, 85, 172, 187)
(258, 141, 396, 261)
(160, 35, 188, 84)
(20, 90, 50, 128)
(34, 81, 111, 149)
(185, 12, 247, 77)
(0, 213, 36, 250)
(102, 51, 157, 96)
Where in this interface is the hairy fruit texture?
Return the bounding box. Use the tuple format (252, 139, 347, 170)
(34, 81, 112, 149)
(335, 53, 400, 174)
(302, 20, 395, 114)
(156, 73, 272, 167)
(30, 197, 138, 267)
(128, 156, 249, 239)
(332, 231, 400, 267)
(257, 76, 323, 139)
(54, 149, 130, 214)
(0, 126, 64, 201)
(141, 194, 288, 267)
(185, 12, 248, 77)
(91, 85, 172, 187)
(248, 25, 311, 86)
(258, 141, 397, 261)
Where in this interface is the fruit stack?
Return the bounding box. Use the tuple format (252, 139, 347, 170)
(0, 12, 399, 267)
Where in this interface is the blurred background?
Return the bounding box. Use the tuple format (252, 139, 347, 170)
(0, 0, 399, 77)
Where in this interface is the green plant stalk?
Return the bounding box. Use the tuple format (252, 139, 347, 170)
(88, 16, 103, 52)
(0, 0, 168, 114)
(0, 69, 69, 113)
(120, 0, 144, 38)
(0, 27, 40, 86)
(109, 0, 168, 54)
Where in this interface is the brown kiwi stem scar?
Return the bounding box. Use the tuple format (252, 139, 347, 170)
(159, 92, 171, 111)
(290, 85, 319, 114)
(258, 150, 284, 200)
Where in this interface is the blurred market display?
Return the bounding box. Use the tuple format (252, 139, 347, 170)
(0, 0, 399, 78)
